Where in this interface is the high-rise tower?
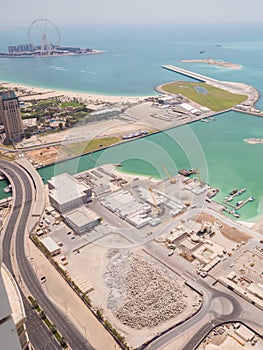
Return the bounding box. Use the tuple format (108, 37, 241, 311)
(0, 90, 24, 144)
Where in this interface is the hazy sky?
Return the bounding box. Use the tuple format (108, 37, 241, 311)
(1, 0, 263, 27)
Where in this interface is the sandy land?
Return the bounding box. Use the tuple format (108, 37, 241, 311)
(244, 138, 263, 144)
(66, 242, 201, 349)
(0, 80, 154, 104)
(25, 238, 121, 350)
(181, 59, 242, 70)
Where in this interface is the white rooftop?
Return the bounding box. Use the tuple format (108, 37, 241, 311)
(65, 207, 100, 226)
(49, 173, 90, 205)
(41, 237, 60, 253)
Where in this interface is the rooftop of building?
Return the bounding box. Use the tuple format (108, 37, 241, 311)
(1, 264, 25, 325)
(48, 173, 91, 205)
(0, 90, 17, 101)
(41, 236, 60, 253)
(65, 206, 100, 226)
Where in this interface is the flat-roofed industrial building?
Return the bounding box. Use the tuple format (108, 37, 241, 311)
(48, 173, 92, 214)
(64, 207, 101, 235)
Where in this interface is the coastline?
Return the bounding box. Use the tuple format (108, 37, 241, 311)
(0, 80, 154, 104)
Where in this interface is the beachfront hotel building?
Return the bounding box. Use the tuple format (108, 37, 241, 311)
(0, 90, 24, 143)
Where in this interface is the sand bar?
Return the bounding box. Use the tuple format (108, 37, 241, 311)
(244, 138, 263, 144)
(181, 59, 242, 70)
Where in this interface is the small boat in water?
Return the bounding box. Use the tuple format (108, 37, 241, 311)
(178, 169, 197, 176)
(230, 189, 238, 196)
(3, 184, 12, 193)
(232, 211, 240, 218)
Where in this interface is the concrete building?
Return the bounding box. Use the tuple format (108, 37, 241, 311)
(0, 247, 30, 350)
(40, 237, 61, 256)
(64, 207, 101, 234)
(48, 173, 92, 214)
(0, 90, 24, 143)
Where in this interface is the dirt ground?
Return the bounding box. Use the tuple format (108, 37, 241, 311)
(192, 212, 251, 243)
(25, 146, 66, 165)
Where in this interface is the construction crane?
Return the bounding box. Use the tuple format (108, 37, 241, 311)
(196, 169, 205, 187)
(148, 187, 162, 216)
(162, 165, 176, 184)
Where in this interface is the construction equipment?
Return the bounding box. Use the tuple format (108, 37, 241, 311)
(196, 169, 205, 187)
(148, 187, 162, 216)
(162, 165, 176, 183)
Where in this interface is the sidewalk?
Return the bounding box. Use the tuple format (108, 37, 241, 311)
(26, 238, 121, 350)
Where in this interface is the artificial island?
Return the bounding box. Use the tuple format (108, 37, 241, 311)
(0, 19, 101, 57)
(0, 52, 263, 350)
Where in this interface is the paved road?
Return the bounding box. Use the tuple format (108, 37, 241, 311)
(1, 160, 61, 350)
(1, 160, 95, 350)
(143, 240, 242, 350)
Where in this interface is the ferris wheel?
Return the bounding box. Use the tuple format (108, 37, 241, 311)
(28, 18, 61, 55)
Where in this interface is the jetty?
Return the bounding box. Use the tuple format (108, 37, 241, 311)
(162, 65, 216, 83)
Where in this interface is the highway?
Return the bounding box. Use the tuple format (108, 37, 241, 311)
(0, 160, 94, 350)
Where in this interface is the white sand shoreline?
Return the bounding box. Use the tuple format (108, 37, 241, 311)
(0, 79, 156, 104)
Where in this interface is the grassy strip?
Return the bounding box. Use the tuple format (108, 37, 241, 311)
(31, 234, 130, 349)
(28, 295, 68, 348)
(65, 136, 121, 155)
(161, 81, 247, 111)
(60, 101, 82, 108)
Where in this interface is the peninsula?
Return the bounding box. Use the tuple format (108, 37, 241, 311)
(181, 58, 242, 69)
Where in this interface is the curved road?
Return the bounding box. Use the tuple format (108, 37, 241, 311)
(1, 160, 94, 350)
(145, 280, 242, 350)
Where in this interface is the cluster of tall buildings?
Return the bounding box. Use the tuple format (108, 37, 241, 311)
(0, 90, 24, 144)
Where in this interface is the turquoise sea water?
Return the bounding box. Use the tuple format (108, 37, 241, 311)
(1, 23, 263, 221)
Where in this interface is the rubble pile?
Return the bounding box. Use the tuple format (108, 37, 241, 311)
(105, 251, 187, 329)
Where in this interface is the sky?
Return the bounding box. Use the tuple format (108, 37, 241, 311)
(1, 0, 263, 27)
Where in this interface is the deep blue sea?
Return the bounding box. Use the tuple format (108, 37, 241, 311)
(1, 23, 263, 222)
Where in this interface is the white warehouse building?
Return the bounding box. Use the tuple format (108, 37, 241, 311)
(48, 173, 92, 214)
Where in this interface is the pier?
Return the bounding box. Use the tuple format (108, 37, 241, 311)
(162, 65, 217, 83)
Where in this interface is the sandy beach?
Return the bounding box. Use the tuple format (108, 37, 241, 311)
(0, 80, 154, 104)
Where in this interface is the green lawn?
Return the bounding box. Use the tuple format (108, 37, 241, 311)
(60, 101, 82, 108)
(66, 136, 121, 155)
(161, 81, 247, 112)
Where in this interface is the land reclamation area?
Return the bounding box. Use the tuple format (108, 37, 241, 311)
(158, 81, 247, 112)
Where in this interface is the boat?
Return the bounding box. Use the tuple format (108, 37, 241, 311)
(225, 196, 233, 202)
(230, 189, 238, 196)
(178, 169, 197, 176)
(236, 201, 244, 207)
(237, 188, 246, 195)
(201, 118, 209, 123)
(249, 196, 255, 202)
(3, 184, 12, 193)
(200, 50, 205, 54)
(232, 211, 240, 218)
(114, 163, 123, 167)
